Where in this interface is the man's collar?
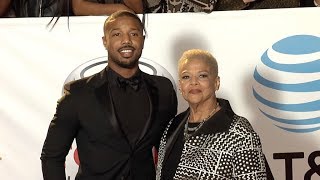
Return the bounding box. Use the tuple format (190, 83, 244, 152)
(107, 67, 142, 91)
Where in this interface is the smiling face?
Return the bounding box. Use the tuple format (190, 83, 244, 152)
(178, 51, 220, 106)
(102, 13, 145, 72)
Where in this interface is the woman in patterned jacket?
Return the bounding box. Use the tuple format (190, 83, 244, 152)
(156, 49, 269, 180)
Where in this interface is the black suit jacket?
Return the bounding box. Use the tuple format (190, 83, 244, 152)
(41, 67, 178, 180)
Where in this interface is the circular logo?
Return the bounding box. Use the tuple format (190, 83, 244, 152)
(63, 56, 176, 94)
(253, 35, 320, 133)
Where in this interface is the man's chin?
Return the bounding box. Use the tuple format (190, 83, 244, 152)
(117, 59, 139, 69)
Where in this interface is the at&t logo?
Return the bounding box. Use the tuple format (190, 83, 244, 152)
(253, 35, 320, 133)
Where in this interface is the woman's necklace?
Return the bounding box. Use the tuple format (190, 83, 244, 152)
(184, 102, 219, 141)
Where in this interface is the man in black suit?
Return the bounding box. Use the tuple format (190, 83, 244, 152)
(41, 10, 178, 180)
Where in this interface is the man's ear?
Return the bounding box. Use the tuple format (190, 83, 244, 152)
(102, 36, 107, 50)
(142, 35, 145, 49)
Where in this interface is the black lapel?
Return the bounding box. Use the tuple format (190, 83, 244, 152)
(135, 73, 156, 143)
(162, 110, 189, 164)
(93, 68, 126, 139)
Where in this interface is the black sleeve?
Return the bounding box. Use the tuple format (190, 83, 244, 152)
(40, 92, 79, 180)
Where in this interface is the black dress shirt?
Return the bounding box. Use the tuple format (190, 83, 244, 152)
(107, 68, 150, 148)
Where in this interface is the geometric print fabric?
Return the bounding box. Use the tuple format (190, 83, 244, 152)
(173, 115, 267, 180)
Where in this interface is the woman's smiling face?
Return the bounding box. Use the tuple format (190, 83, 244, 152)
(179, 58, 220, 106)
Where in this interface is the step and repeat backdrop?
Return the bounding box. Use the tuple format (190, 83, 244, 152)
(0, 7, 319, 180)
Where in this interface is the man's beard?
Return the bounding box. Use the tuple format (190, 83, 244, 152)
(109, 54, 140, 69)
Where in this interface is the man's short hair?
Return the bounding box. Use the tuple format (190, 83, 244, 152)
(103, 10, 146, 35)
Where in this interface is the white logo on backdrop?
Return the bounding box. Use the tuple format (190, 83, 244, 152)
(63, 56, 176, 92)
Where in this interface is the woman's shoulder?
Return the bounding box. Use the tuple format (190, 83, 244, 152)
(229, 115, 263, 150)
(230, 114, 261, 139)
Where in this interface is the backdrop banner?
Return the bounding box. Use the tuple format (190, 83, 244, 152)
(0, 7, 319, 180)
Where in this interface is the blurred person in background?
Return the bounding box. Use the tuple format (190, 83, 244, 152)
(147, 0, 300, 13)
(0, 0, 65, 17)
(0, 0, 12, 17)
(71, 0, 147, 15)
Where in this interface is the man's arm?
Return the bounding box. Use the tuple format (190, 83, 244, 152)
(41, 92, 79, 180)
(0, 0, 11, 16)
(72, 0, 143, 16)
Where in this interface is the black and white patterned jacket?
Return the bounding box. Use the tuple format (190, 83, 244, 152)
(156, 99, 268, 180)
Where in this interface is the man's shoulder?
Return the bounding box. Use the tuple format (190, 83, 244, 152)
(63, 72, 102, 94)
(64, 77, 89, 92)
(143, 72, 170, 81)
(142, 72, 174, 88)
